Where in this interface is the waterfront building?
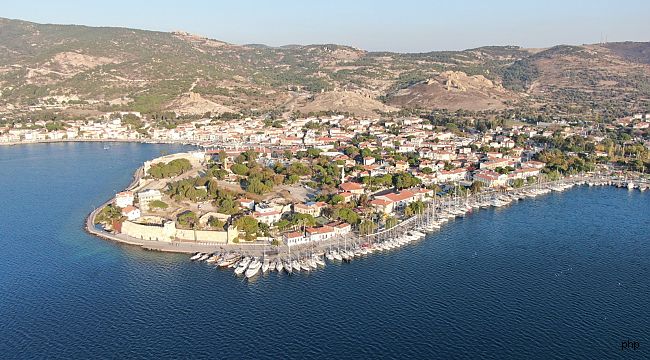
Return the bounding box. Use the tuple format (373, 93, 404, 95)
(327, 221, 352, 235)
(284, 231, 307, 247)
(306, 225, 335, 242)
(375, 190, 417, 211)
(253, 210, 281, 226)
(521, 160, 546, 169)
(508, 167, 540, 181)
(121, 206, 141, 221)
(370, 199, 394, 214)
(137, 189, 162, 209)
(436, 168, 468, 183)
(115, 191, 134, 208)
(473, 170, 508, 188)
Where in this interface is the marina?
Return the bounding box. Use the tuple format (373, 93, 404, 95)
(183, 174, 649, 279)
(3, 141, 648, 359)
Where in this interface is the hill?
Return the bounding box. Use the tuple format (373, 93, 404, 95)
(1, 18, 649, 119)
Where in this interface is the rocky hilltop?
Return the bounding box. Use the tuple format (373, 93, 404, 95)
(1, 18, 649, 119)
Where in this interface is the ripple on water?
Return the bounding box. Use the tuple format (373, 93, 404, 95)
(0, 143, 649, 359)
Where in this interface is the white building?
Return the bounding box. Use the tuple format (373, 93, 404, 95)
(284, 231, 307, 247)
(121, 206, 141, 221)
(138, 189, 162, 209)
(115, 191, 134, 208)
(305, 226, 335, 242)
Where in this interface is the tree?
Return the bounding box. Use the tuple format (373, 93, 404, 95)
(276, 219, 291, 231)
(285, 174, 300, 185)
(393, 172, 421, 189)
(290, 213, 316, 227)
(385, 216, 398, 229)
(344, 146, 360, 159)
(235, 216, 259, 241)
(469, 181, 483, 193)
(95, 204, 122, 225)
(307, 148, 322, 158)
(230, 163, 249, 176)
(334, 208, 360, 224)
(359, 220, 377, 235)
(513, 178, 525, 188)
(329, 194, 344, 205)
(147, 158, 192, 179)
(217, 197, 238, 215)
(209, 167, 228, 180)
(258, 222, 271, 237)
(177, 211, 198, 228)
(208, 217, 225, 230)
(245, 178, 265, 195)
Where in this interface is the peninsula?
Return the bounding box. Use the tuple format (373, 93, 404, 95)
(85, 111, 650, 278)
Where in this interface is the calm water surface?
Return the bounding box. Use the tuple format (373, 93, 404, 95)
(0, 142, 648, 359)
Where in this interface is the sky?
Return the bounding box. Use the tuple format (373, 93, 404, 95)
(2, 0, 649, 52)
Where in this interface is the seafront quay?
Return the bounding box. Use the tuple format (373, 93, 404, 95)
(86, 172, 648, 260)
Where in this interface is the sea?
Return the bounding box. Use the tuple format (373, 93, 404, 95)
(0, 142, 648, 359)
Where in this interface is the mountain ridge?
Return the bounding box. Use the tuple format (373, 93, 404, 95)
(1, 17, 649, 119)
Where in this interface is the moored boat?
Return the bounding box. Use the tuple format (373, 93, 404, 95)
(245, 258, 262, 278)
(234, 257, 251, 275)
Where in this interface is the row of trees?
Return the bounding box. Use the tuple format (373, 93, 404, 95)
(147, 159, 192, 179)
(166, 176, 239, 214)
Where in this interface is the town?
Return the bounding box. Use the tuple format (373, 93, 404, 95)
(36, 109, 643, 277)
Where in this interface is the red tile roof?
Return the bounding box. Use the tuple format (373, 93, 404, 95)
(340, 182, 364, 191)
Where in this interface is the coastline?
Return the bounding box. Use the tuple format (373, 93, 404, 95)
(84, 165, 644, 256)
(0, 138, 200, 147)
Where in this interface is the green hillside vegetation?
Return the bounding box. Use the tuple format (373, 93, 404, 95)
(1, 18, 650, 120)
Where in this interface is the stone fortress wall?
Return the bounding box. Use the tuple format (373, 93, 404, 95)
(121, 218, 238, 244)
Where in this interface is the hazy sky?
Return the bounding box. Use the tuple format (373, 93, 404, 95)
(3, 0, 649, 52)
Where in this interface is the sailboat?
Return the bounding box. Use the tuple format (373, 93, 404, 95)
(261, 242, 270, 273)
(284, 259, 293, 274)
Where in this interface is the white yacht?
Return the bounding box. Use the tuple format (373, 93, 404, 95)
(333, 251, 343, 262)
(313, 255, 325, 267)
(198, 253, 210, 261)
(245, 258, 262, 278)
(234, 257, 251, 276)
(292, 260, 301, 272)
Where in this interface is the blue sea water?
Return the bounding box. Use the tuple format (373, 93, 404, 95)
(0, 142, 648, 360)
